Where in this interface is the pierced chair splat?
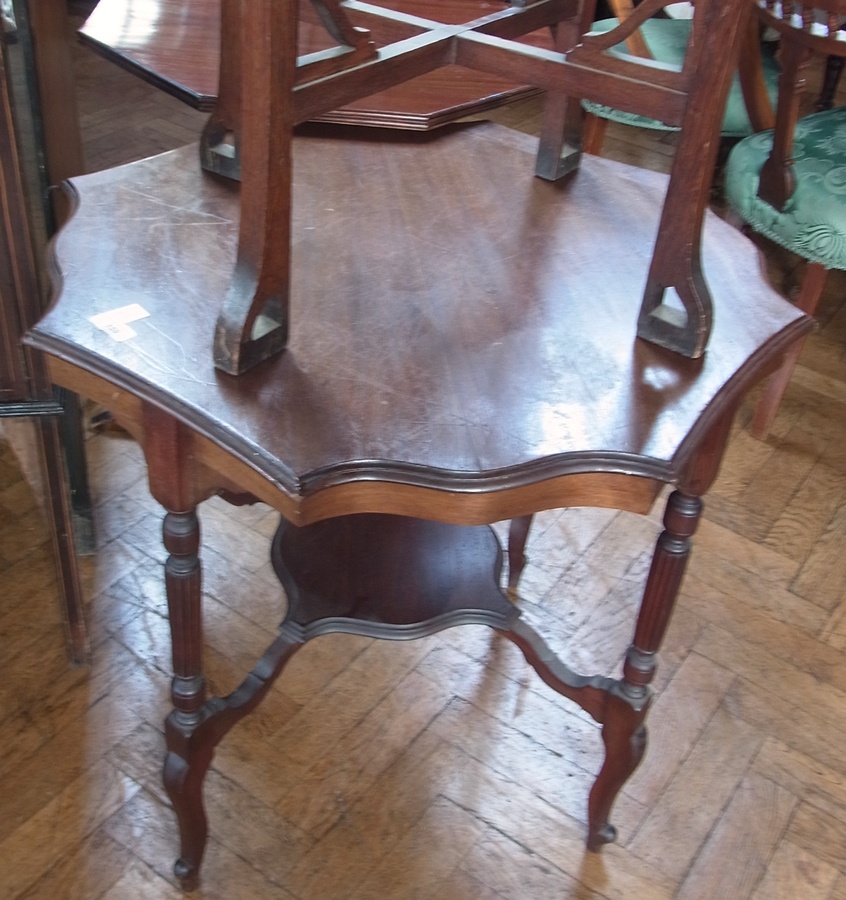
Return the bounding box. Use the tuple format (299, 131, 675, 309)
(26, 0, 813, 889)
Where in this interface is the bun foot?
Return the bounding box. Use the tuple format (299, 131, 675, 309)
(587, 823, 618, 852)
(174, 857, 198, 891)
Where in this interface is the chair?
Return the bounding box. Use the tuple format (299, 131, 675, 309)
(581, 0, 782, 154)
(27, 0, 812, 888)
(724, 0, 846, 439)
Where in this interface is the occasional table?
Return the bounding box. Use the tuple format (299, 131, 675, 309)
(27, 116, 812, 885)
(28, 0, 816, 887)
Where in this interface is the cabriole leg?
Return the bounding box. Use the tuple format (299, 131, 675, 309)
(588, 691, 649, 850)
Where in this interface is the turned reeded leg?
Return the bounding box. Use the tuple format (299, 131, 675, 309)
(163, 510, 205, 724)
(158, 509, 309, 889)
(160, 509, 207, 888)
(625, 491, 702, 692)
(587, 489, 703, 849)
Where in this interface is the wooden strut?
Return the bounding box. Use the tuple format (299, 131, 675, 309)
(201, 0, 750, 373)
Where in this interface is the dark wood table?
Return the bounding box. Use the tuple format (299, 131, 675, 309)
(27, 117, 812, 885)
(78, 0, 553, 127)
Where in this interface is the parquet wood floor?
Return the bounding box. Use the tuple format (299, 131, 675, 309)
(2, 16, 846, 899)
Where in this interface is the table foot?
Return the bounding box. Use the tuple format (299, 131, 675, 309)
(587, 823, 618, 852)
(587, 693, 649, 851)
(173, 856, 198, 891)
(163, 731, 212, 891)
(163, 630, 304, 888)
(506, 617, 648, 851)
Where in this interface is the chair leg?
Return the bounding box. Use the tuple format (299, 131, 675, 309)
(582, 113, 608, 155)
(750, 260, 827, 440)
(816, 54, 845, 111)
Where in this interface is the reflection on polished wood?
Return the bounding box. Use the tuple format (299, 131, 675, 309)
(79, 0, 553, 126)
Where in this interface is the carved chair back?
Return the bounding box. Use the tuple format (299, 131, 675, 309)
(723, 1, 846, 438)
(745, 0, 846, 208)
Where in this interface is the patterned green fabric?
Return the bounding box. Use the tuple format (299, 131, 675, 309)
(724, 106, 846, 270)
(582, 18, 780, 136)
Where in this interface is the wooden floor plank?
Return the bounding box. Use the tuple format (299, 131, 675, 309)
(762, 459, 846, 566)
(674, 773, 797, 900)
(753, 736, 846, 818)
(785, 798, 846, 874)
(437, 742, 675, 900)
(830, 873, 846, 900)
(749, 838, 839, 900)
(347, 796, 488, 900)
(623, 651, 734, 807)
(625, 705, 763, 881)
(17, 828, 134, 900)
(284, 730, 448, 898)
(0, 761, 142, 898)
(791, 502, 846, 610)
(457, 826, 606, 900)
(273, 668, 452, 839)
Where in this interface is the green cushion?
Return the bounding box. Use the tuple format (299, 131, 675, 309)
(724, 106, 846, 270)
(582, 18, 780, 137)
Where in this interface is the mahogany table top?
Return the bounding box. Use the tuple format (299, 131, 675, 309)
(30, 123, 810, 524)
(78, 0, 552, 126)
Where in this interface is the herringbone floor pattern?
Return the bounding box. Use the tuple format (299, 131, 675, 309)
(2, 14, 846, 899)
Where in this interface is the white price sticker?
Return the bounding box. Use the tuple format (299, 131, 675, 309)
(89, 303, 150, 341)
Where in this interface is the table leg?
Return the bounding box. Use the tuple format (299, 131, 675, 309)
(163, 510, 205, 725)
(586, 489, 702, 848)
(588, 692, 648, 850)
(159, 506, 306, 888)
(159, 508, 208, 886)
(163, 724, 213, 888)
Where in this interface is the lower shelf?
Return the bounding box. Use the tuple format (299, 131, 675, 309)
(272, 513, 519, 638)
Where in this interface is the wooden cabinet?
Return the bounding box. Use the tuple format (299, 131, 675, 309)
(0, 0, 90, 662)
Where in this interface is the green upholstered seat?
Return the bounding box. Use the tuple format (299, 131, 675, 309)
(724, 105, 846, 270)
(583, 17, 780, 136)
